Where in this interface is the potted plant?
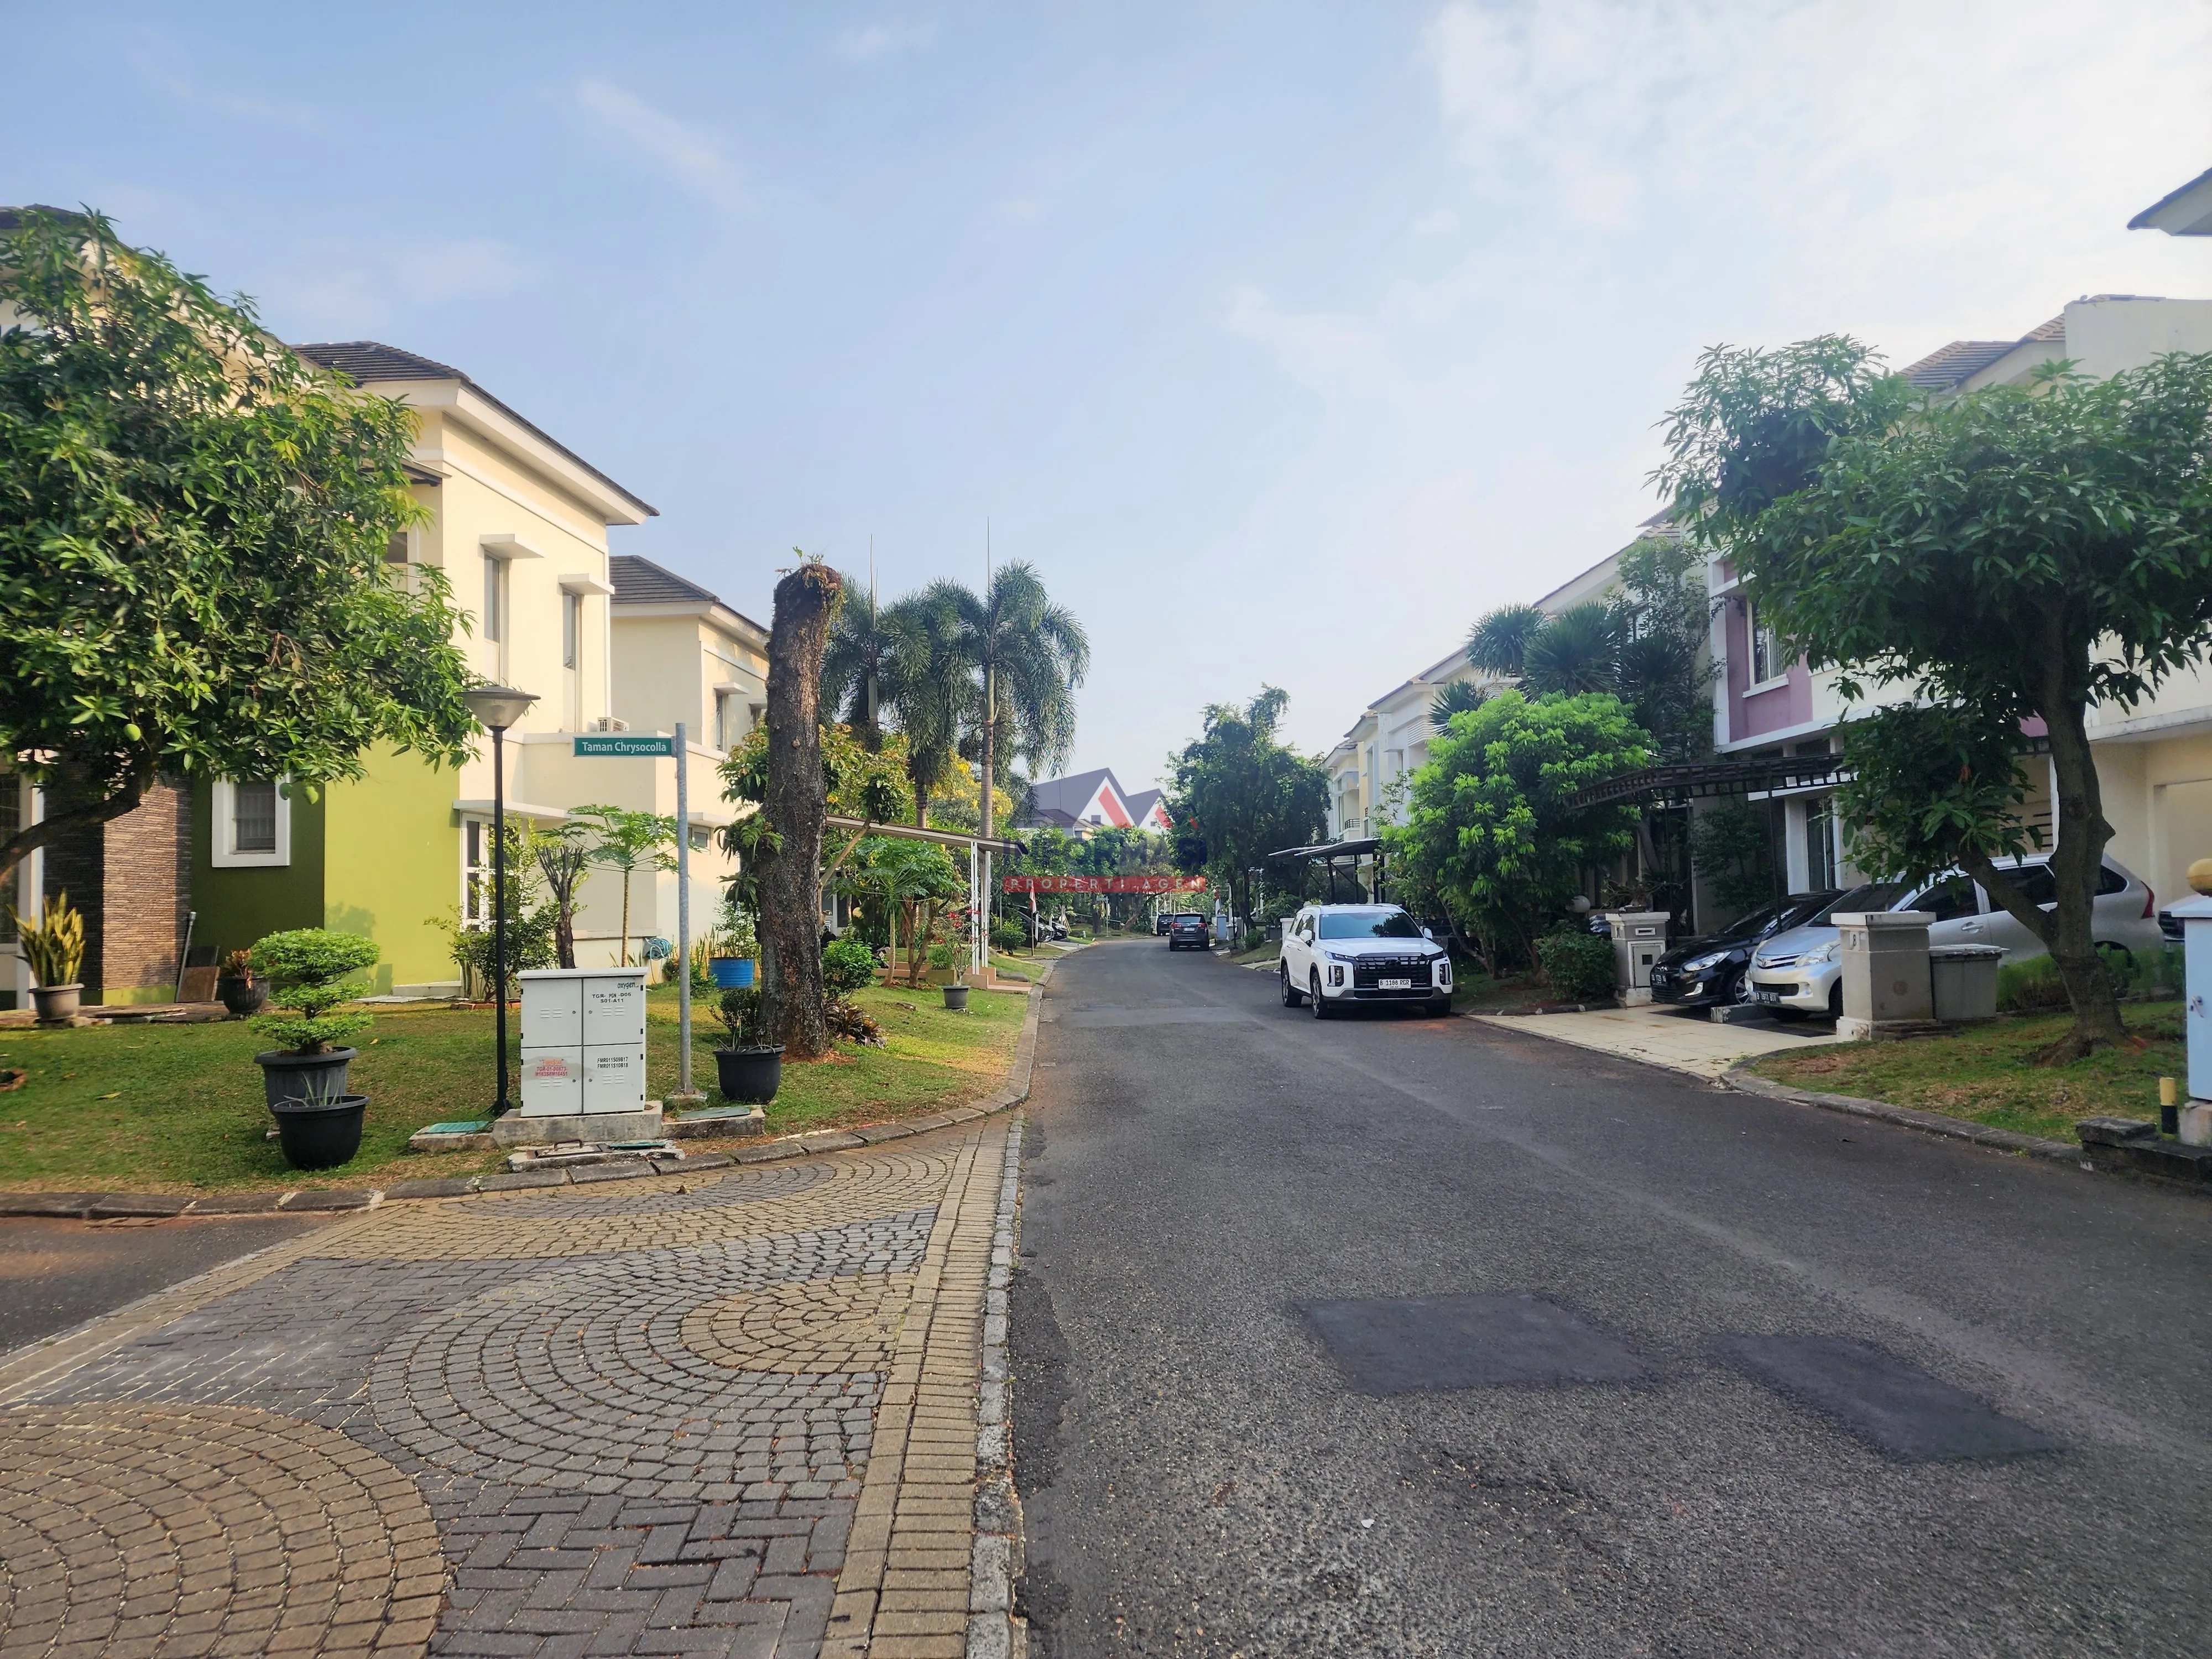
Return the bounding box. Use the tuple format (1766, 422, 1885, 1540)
(269, 1070, 369, 1170)
(215, 947, 268, 1018)
(933, 943, 969, 1011)
(713, 985, 783, 1104)
(709, 901, 758, 989)
(247, 929, 379, 1108)
(12, 894, 85, 1023)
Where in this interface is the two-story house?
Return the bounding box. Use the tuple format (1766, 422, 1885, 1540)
(596, 554, 770, 959)
(185, 342, 663, 997)
(1708, 294, 2212, 908)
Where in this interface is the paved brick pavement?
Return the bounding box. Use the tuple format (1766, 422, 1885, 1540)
(0, 1124, 1016, 1659)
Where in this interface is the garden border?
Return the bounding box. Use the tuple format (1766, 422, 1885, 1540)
(0, 962, 1053, 1219)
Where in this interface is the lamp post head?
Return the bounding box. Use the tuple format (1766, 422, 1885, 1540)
(463, 685, 538, 733)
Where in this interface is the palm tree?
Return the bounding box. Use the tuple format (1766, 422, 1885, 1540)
(1428, 679, 1488, 733)
(880, 589, 969, 825)
(932, 562, 1089, 847)
(1465, 603, 1550, 677)
(1521, 602, 1621, 695)
(821, 571, 898, 748)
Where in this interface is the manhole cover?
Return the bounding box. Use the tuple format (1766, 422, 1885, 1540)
(1297, 1293, 1648, 1394)
(1719, 1334, 2060, 1462)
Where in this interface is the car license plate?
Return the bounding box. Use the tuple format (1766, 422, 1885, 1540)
(1380, 978, 1412, 990)
(1752, 988, 1780, 1004)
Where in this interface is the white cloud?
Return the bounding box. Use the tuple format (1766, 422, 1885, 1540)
(130, 48, 321, 130)
(576, 80, 750, 212)
(259, 238, 525, 332)
(834, 21, 937, 61)
(1412, 208, 1459, 236)
(1218, 0, 2212, 757)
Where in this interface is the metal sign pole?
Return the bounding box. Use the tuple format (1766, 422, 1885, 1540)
(675, 722, 692, 1099)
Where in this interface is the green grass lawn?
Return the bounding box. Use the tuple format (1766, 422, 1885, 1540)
(1747, 1000, 2185, 1142)
(0, 981, 1027, 1194)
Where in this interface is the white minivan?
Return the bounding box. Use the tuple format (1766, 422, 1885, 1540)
(1744, 853, 2161, 1020)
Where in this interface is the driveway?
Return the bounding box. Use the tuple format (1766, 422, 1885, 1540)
(1011, 940, 2212, 1657)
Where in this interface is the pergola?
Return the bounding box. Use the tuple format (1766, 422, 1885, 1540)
(1267, 837, 1388, 904)
(825, 815, 1025, 978)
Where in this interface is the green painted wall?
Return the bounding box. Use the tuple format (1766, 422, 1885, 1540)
(324, 746, 462, 993)
(191, 780, 326, 961)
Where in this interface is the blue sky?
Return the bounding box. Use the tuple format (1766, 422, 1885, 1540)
(6, 2, 2210, 785)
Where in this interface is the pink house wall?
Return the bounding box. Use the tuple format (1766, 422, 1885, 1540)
(1721, 593, 1815, 747)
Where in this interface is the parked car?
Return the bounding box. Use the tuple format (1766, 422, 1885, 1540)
(1278, 902, 1453, 1018)
(1166, 913, 1211, 951)
(1647, 891, 1840, 1010)
(1155, 912, 1172, 936)
(1745, 854, 2160, 1020)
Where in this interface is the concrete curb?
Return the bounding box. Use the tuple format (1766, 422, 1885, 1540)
(970, 1117, 1025, 1659)
(1719, 1063, 2088, 1167)
(0, 962, 1056, 1220)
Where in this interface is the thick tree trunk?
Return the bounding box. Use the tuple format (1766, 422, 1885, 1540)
(762, 564, 841, 1059)
(2029, 627, 2125, 1058)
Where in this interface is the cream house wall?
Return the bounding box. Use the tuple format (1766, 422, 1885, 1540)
(572, 599, 770, 970)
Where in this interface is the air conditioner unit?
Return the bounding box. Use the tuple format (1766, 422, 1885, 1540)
(591, 717, 630, 733)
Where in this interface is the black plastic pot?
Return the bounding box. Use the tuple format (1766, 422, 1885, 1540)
(942, 984, 971, 1012)
(217, 976, 269, 1018)
(255, 1047, 357, 1109)
(272, 1094, 367, 1170)
(714, 1045, 785, 1104)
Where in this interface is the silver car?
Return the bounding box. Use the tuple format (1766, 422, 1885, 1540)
(1745, 853, 2161, 1020)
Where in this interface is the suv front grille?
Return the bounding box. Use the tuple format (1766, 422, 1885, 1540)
(1352, 956, 1433, 990)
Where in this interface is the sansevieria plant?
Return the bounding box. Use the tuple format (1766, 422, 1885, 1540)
(12, 894, 86, 988)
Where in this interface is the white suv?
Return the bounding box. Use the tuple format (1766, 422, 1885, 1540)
(1279, 904, 1453, 1018)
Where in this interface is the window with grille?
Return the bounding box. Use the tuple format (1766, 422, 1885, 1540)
(233, 782, 278, 853)
(562, 592, 581, 669)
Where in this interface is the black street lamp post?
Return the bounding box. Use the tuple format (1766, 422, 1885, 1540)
(462, 685, 538, 1116)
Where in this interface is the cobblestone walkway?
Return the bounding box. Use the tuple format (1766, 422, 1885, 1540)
(0, 1124, 1015, 1659)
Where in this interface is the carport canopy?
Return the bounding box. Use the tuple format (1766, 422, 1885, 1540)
(1267, 837, 1387, 904)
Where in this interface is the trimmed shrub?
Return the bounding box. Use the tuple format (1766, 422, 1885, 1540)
(1536, 928, 1616, 1001)
(248, 928, 379, 1053)
(822, 935, 878, 998)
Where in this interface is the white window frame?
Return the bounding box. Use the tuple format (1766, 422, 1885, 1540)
(212, 778, 292, 868)
(461, 815, 491, 928)
(1745, 596, 1788, 692)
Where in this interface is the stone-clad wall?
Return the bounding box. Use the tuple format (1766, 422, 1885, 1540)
(101, 781, 191, 1001)
(39, 777, 191, 1003)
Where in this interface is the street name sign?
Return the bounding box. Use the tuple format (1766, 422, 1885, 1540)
(573, 734, 675, 757)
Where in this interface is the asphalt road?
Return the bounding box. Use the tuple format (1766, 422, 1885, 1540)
(1010, 940, 2212, 1658)
(0, 1213, 334, 1355)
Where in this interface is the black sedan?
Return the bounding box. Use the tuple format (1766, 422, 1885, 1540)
(1648, 891, 1839, 1009)
(1166, 912, 1211, 951)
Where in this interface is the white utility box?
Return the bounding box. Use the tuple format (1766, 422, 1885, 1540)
(518, 968, 649, 1117)
(1608, 911, 1670, 1006)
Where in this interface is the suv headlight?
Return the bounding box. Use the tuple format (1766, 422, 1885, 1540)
(1434, 956, 1452, 985)
(1804, 940, 1840, 965)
